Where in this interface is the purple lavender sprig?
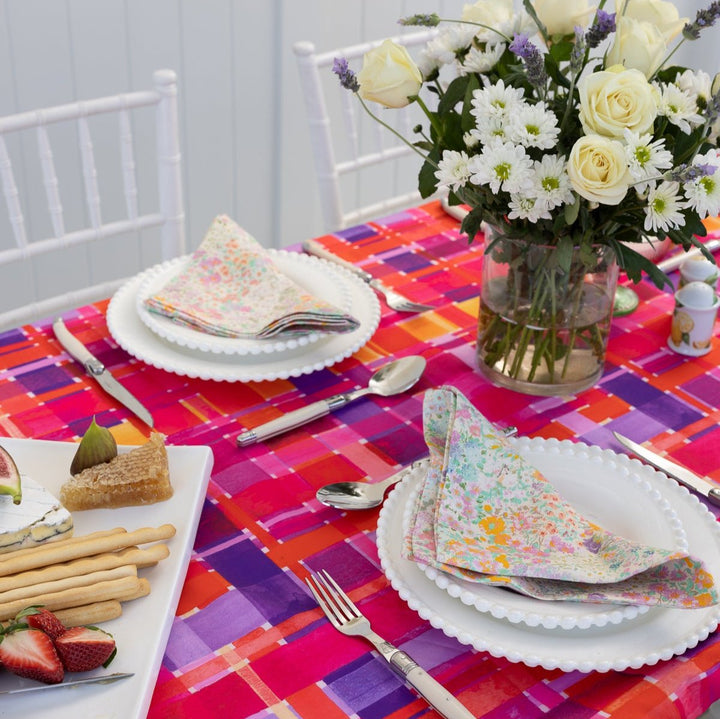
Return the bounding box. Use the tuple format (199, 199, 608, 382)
(585, 10, 616, 48)
(398, 13, 440, 27)
(683, 1, 720, 40)
(332, 57, 360, 93)
(570, 27, 586, 76)
(509, 34, 547, 88)
(666, 163, 717, 183)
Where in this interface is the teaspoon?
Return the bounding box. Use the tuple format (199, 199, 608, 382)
(236, 355, 426, 446)
(317, 426, 518, 509)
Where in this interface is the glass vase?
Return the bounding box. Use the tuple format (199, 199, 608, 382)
(476, 226, 619, 396)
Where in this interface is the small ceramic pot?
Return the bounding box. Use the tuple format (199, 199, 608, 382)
(668, 281, 719, 356)
(678, 256, 719, 290)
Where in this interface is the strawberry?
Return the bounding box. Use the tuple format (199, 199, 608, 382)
(18, 607, 66, 641)
(0, 628, 64, 684)
(55, 626, 116, 672)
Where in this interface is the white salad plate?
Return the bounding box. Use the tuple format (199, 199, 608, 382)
(0, 436, 214, 719)
(107, 253, 381, 382)
(135, 251, 355, 356)
(377, 437, 720, 672)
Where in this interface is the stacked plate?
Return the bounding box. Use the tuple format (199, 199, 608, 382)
(376, 437, 720, 672)
(106, 251, 381, 382)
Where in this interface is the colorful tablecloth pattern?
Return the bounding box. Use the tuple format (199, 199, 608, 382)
(2, 200, 720, 718)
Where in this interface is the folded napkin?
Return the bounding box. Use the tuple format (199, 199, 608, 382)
(403, 387, 718, 608)
(144, 215, 360, 338)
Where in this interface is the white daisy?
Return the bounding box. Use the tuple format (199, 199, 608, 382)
(470, 80, 526, 124)
(508, 194, 552, 223)
(533, 155, 574, 209)
(507, 102, 560, 150)
(435, 150, 473, 191)
(684, 161, 720, 218)
(461, 42, 506, 75)
(467, 115, 508, 145)
(644, 181, 685, 233)
(676, 69, 712, 109)
(655, 82, 704, 134)
(623, 129, 673, 194)
(468, 138, 534, 194)
(463, 130, 480, 149)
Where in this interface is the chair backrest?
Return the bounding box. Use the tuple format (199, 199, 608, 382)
(0, 69, 185, 331)
(293, 30, 438, 233)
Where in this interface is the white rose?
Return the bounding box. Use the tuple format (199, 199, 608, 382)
(606, 16, 667, 78)
(461, 0, 514, 28)
(533, 0, 595, 36)
(568, 135, 632, 205)
(616, 0, 687, 42)
(578, 67, 658, 138)
(358, 40, 423, 109)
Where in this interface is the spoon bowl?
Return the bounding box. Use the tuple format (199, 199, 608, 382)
(237, 355, 427, 446)
(317, 426, 518, 509)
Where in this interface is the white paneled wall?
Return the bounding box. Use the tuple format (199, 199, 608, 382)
(0, 0, 716, 260)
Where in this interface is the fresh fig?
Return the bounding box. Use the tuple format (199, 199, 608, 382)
(70, 417, 118, 475)
(0, 445, 22, 504)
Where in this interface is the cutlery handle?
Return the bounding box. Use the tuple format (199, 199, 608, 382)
(389, 651, 475, 719)
(657, 239, 720, 272)
(236, 394, 353, 446)
(302, 239, 373, 283)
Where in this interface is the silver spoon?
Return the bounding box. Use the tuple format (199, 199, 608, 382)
(317, 426, 518, 510)
(236, 355, 427, 446)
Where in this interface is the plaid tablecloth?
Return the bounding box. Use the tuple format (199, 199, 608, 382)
(2, 200, 720, 718)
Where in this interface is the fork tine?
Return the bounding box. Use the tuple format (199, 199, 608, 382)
(306, 575, 342, 629)
(317, 570, 362, 621)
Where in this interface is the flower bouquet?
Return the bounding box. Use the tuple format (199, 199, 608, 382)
(334, 0, 720, 395)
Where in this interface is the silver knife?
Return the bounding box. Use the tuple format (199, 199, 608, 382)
(52, 317, 154, 428)
(613, 432, 720, 506)
(656, 239, 720, 273)
(0, 672, 133, 694)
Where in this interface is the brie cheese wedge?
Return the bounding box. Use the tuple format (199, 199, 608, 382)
(0, 476, 73, 553)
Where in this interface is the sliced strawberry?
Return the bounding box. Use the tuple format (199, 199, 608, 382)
(0, 628, 64, 684)
(55, 626, 116, 672)
(20, 607, 66, 641)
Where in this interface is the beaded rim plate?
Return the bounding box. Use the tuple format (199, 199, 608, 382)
(134, 251, 355, 356)
(376, 438, 720, 672)
(106, 255, 381, 382)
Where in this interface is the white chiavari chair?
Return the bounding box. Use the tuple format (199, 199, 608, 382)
(293, 30, 439, 233)
(0, 69, 185, 331)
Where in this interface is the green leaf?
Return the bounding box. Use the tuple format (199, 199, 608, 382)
(461, 204, 485, 244)
(418, 146, 441, 198)
(564, 194, 581, 225)
(461, 74, 480, 133)
(438, 75, 470, 115)
(556, 235, 574, 273)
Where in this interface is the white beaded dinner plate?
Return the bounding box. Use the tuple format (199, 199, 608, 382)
(135, 251, 355, 356)
(376, 438, 720, 672)
(106, 256, 380, 382)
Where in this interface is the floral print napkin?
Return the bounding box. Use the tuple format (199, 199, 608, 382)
(144, 215, 360, 338)
(403, 386, 718, 608)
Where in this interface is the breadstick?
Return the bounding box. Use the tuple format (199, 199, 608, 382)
(0, 528, 126, 561)
(0, 575, 142, 621)
(54, 600, 123, 628)
(122, 577, 151, 602)
(0, 544, 169, 593)
(0, 565, 137, 606)
(0, 524, 176, 577)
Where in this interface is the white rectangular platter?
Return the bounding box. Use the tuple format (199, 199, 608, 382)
(0, 437, 214, 719)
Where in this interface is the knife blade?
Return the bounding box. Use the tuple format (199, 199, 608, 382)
(52, 318, 154, 428)
(613, 432, 720, 506)
(656, 239, 720, 273)
(0, 672, 134, 694)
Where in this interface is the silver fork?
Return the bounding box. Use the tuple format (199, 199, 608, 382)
(303, 239, 433, 313)
(306, 570, 475, 719)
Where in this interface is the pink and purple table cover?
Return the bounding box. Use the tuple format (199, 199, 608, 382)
(2, 200, 720, 718)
